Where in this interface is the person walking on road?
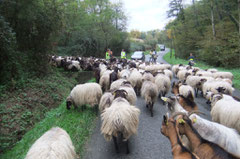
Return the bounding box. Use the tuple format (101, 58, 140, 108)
(153, 50, 158, 63)
(121, 49, 126, 59)
(105, 49, 110, 60)
(188, 53, 195, 66)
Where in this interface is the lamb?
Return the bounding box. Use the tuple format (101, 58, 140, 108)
(25, 127, 77, 159)
(66, 83, 102, 113)
(141, 80, 158, 117)
(128, 69, 142, 96)
(154, 73, 171, 98)
(99, 92, 114, 113)
(211, 94, 240, 132)
(101, 90, 140, 154)
(119, 81, 137, 105)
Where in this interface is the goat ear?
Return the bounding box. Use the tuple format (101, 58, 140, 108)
(187, 92, 194, 101)
(178, 118, 185, 124)
(163, 115, 168, 125)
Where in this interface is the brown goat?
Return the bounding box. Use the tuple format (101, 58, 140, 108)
(172, 81, 180, 95)
(161, 115, 198, 159)
(176, 114, 237, 159)
(177, 94, 198, 112)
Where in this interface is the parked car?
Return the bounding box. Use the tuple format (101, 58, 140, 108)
(131, 51, 145, 61)
(159, 45, 165, 51)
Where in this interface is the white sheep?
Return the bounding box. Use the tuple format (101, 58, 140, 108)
(142, 71, 154, 82)
(141, 80, 158, 117)
(119, 69, 131, 79)
(177, 69, 188, 81)
(119, 81, 137, 105)
(99, 92, 114, 113)
(128, 69, 142, 95)
(101, 96, 140, 153)
(66, 83, 102, 111)
(211, 94, 240, 132)
(25, 127, 77, 159)
(154, 73, 171, 98)
(179, 84, 195, 99)
(196, 70, 213, 77)
(110, 78, 127, 90)
(163, 69, 173, 80)
(206, 68, 218, 73)
(99, 70, 112, 91)
(213, 72, 233, 80)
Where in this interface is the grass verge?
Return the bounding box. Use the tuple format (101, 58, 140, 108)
(0, 68, 96, 158)
(163, 50, 240, 90)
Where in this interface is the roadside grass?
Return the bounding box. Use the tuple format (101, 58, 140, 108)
(163, 51, 240, 90)
(0, 78, 97, 159)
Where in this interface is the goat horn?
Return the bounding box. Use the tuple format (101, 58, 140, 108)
(171, 112, 187, 119)
(188, 110, 206, 117)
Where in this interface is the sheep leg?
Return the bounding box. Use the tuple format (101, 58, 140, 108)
(113, 136, 119, 153)
(150, 102, 153, 117)
(94, 104, 98, 115)
(146, 103, 148, 108)
(195, 88, 198, 97)
(125, 139, 130, 154)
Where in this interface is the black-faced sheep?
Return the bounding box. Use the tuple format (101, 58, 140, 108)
(101, 90, 140, 154)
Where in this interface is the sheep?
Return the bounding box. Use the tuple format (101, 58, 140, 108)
(211, 94, 240, 132)
(160, 114, 198, 159)
(186, 76, 203, 97)
(206, 68, 218, 73)
(99, 92, 114, 113)
(119, 81, 137, 105)
(141, 80, 158, 117)
(163, 69, 173, 80)
(99, 70, 112, 92)
(213, 72, 234, 81)
(119, 69, 131, 79)
(110, 78, 127, 90)
(66, 83, 102, 113)
(109, 67, 119, 86)
(174, 113, 237, 159)
(25, 127, 77, 159)
(128, 69, 142, 96)
(195, 70, 213, 77)
(154, 73, 171, 98)
(177, 69, 188, 81)
(101, 90, 140, 154)
(172, 82, 195, 99)
(142, 71, 154, 82)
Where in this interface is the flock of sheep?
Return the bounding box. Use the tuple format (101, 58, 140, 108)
(24, 56, 240, 159)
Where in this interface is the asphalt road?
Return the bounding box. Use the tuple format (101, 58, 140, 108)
(83, 49, 240, 159)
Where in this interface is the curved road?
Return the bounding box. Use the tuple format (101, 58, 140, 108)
(83, 48, 239, 159)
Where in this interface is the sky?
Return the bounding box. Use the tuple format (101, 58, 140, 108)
(112, 0, 192, 32)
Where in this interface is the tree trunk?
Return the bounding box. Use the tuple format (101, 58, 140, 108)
(210, 0, 216, 39)
(239, 0, 240, 34)
(192, 0, 199, 27)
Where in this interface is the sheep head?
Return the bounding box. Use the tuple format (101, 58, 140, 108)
(113, 89, 128, 99)
(66, 96, 72, 110)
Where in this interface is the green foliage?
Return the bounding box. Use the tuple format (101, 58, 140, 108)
(165, 0, 240, 68)
(0, 99, 96, 159)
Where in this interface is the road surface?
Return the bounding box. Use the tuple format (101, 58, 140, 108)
(83, 48, 239, 159)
